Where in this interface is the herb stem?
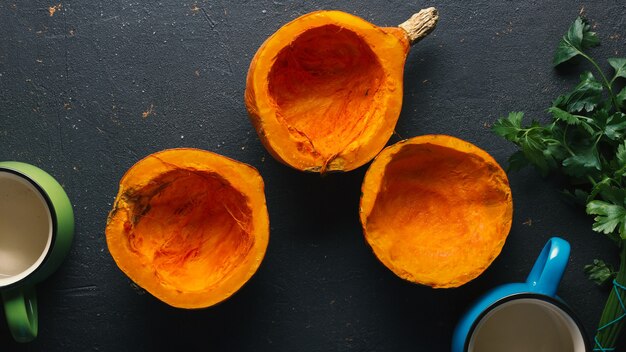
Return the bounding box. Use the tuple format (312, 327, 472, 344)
(580, 51, 619, 111)
(616, 166, 626, 180)
(561, 125, 576, 157)
(593, 131, 603, 148)
(521, 126, 543, 137)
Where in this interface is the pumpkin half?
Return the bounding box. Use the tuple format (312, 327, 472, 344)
(360, 135, 513, 288)
(105, 148, 269, 308)
(245, 8, 438, 172)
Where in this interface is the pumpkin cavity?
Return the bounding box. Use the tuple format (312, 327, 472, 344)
(361, 137, 512, 288)
(123, 169, 254, 293)
(267, 24, 384, 162)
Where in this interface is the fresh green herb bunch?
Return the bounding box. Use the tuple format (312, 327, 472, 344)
(492, 17, 626, 350)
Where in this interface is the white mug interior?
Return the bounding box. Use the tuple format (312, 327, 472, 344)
(468, 297, 586, 352)
(0, 171, 53, 287)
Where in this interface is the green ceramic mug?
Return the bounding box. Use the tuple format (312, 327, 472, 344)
(0, 162, 74, 342)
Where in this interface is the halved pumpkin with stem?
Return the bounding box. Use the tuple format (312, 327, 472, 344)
(245, 8, 438, 172)
(360, 135, 513, 288)
(105, 148, 269, 308)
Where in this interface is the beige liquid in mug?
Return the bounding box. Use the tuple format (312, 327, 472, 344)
(0, 172, 52, 286)
(469, 298, 585, 352)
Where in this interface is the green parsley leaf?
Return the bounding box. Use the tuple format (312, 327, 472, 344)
(548, 106, 596, 134)
(492, 112, 523, 142)
(617, 87, 626, 110)
(574, 188, 590, 203)
(616, 141, 626, 177)
(601, 186, 626, 207)
(518, 121, 562, 176)
(506, 150, 530, 172)
(608, 58, 626, 80)
(563, 145, 602, 177)
(586, 200, 626, 238)
(493, 113, 566, 176)
(584, 259, 616, 286)
(589, 177, 612, 202)
(590, 179, 626, 206)
(553, 17, 600, 66)
(552, 71, 603, 113)
(617, 141, 626, 166)
(549, 106, 584, 125)
(604, 113, 626, 141)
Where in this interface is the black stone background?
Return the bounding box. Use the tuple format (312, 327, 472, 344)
(1, 1, 625, 351)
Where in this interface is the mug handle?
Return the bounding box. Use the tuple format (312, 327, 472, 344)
(1, 285, 38, 342)
(526, 237, 571, 296)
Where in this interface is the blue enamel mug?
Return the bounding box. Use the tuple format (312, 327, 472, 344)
(452, 237, 589, 352)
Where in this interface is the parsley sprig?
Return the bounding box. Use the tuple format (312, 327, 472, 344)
(492, 17, 626, 349)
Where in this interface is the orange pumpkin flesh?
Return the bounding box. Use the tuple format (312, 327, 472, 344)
(105, 149, 269, 308)
(360, 135, 513, 288)
(246, 9, 438, 172)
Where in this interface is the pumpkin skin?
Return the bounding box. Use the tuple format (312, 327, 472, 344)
(245, 9, 438, 172)
(105, 148, 269, 308)
(359, 135, 513, 288)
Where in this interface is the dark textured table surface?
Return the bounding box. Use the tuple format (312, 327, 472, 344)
(1, 1, 626, 351)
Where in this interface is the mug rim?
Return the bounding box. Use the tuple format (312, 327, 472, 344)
(0, 167, 58, 289)
(463, 293, 591, 352)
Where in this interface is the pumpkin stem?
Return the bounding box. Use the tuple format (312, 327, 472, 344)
(398, 7, 439, 45)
